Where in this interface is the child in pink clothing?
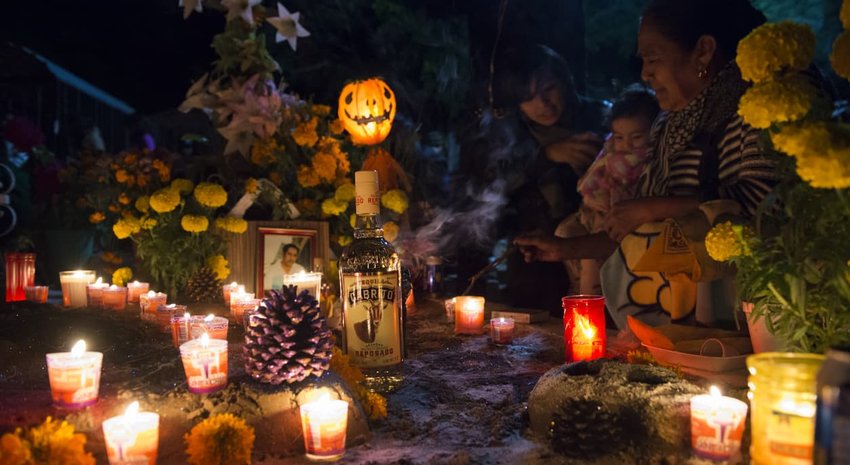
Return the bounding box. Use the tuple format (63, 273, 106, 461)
(556, 86, 660, 294)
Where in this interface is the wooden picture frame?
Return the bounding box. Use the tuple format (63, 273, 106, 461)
(226, 221, 330, 297)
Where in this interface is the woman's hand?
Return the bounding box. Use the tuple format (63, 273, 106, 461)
(513, 232, 568, 263)
(544, 132, 603, 174)
(602, 199, 652, 242)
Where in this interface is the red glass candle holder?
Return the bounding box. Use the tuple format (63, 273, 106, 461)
(5, 252, 35, 302)
(562, 295, 606, 362)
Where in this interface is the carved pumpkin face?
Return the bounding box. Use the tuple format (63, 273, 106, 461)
(338, 78, 396, 145)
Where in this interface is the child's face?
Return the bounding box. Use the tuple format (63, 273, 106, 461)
(611, 115, 652, 154)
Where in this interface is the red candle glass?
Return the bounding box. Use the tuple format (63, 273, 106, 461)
(5, 252, 35, 302)
(562, 295, 606, 362)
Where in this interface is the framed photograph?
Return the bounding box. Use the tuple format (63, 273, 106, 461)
(226, 221, 330, 297)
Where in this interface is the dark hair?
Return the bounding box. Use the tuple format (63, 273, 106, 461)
(497, 45, 580, 114)
(282, 244, 299, 255)
(610, 84, 660, 125)
(641, 0, 766, 61)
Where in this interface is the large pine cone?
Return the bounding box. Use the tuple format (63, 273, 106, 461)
(549, 398, 641, 459)
(243, 286, 333, 384)
(184, 266, 223, 303)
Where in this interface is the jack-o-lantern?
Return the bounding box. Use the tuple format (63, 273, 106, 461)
(338, 78, 396, 145)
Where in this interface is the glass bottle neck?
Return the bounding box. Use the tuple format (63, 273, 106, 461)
(354, 213, 384, 239)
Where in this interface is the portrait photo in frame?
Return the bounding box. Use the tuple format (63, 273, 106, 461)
(226, 221, 330, 297)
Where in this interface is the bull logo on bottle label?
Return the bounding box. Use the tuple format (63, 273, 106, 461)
(349, 286, 394, 343)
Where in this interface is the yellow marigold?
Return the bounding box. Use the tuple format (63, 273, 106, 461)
(321, 198, 348, 216)
(293, 118, 319, 147)
(141, 217, 157, 230)
(705, 221, 751, 262)
(297, 165, 320, 188)
(771, 121, 834, 158)
(331, 346, 366, 383)
(311, 104, 332, 116)
(149, 188, 181, 213)
(842, 0, 850, 29)
(363, 390, 388, 420)
(794, 145, 850, 189)
(117, 193, 131, 205)
(113, 216, 141, 239)
(135, 195, 150, 213)
(338, 235, 353, 247)
(245, 178, 259, 194)
(171, 178, 195, 195)
(313, 151, 338, 184)
(831, 31, 850, 81)
(250, 137, 278, 167)
(184, 414, 254, 465)
(88, 211, 106, 224)
(383, 221, 399, 242)
(115, 169, 129, 184)
(112, 267, 133, 287)
(15, 417, 95, 465)
(181, 215, 209, 233)
(381, 189, 409, 214)
(738, 74, 817, 129)
(1, 431, 31, 464)
(194, 182, 228, 208)
(207, 255, 230, 281)
(349, 213, 357, 228)
(737, 21, 816, 83)
(329, 119, 345, 135)
(214, 216, 248, 234)
(334, 183, 356, 203)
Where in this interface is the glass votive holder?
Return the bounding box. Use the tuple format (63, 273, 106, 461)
(59, 270, 96, 307)
(690, 386, 749, 461)
(140, 291, 167, 321)
(300, 396, 349, 461)
(45, 342, 103, 408)
(490, 317, 515, 345)
(157, 304, 186, 333)
(103, 402, 159, 465)
(179, 334, 228, 394)
(102, 285, 128, 311)
(25, 285, 49, 303)
(222, 282, 241, 304)
(454, 296, 485, 335)
(231, 295, 259, 325)
(5, 252, 35, 302)
(126, 281, 150, 304)
(86, 278, 108, 308)
(283, 272, 323, 304)
(562, 295, 606, 362)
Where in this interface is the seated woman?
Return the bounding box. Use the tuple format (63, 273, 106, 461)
(516, 0, 779, 328)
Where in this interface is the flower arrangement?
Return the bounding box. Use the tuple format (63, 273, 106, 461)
(704, 8, 850, 352)
(184, 414, 255, 465)
(330, 346, 387, 420)
(0, 417, 95, 465)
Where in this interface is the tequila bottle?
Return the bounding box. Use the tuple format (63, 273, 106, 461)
(339, 170, 404, 392)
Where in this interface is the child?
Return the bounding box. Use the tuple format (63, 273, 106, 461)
(556, 85, 660, 294)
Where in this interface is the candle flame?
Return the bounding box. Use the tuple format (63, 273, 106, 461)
(204, 314, 214, 322)
(201, 332, 210, 348)
(710, 385, 722, 397)
(130, 280, 140, 285)
(71, 340, 86, 356)
(229, 281, 238, 287)
(95, 277, 103, 285)
(73, 270, 87, 277)
(183, 312, 191, 320)
(109, 284, 119, 290)
(574, 312, 596, 339)
(146, 290, 157, 297)
(124, 401, 139, 419)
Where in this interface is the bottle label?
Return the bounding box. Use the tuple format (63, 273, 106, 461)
(767, 404, 815, 463)
(342, 271, 401, 368)
(355, 183, 380, 215)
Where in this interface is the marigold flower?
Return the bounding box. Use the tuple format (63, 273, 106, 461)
(171, 178, 194, 195)
(118, 193, 131, 205)
(738, 74, 817, 128)
(112, 267, 133, 287)
(311, 104, 331, 116)
(1, 431, 31, 464)
(141, 217, 158, 230)
(89, 211, 106, 224)
(181, 215, 209, 233)
(250, 138, 279, 167)
(214, 216, 248, 234)
(383, 221, 399, 242)
(297, 165, 320, 188)
(321, 198, 348, 216)
(136, 174, 149, 188)
(349, 213, 357, 228)
(115, 169, 129, 184)
(705, 221, 752, 262)
(113, 216, 142, 239)
(206, 255, 230, 281)
(244, 178, 259, 194)
(334, 183, 355, 203)
(831, 30, 850, 81)
(329, 119, 345, 135)
(381, 189, 409, 214)
(184, 414, 254, 465)
(194, 182, 228, 208)
(13, 417, 95, 465)
(737, 21, 816, 83)
(149, 188, 180, 213)
(135, 196, 150, 213)
(123, 153, 137, 165)
(771, 121, 834, 158)
(794, 145, 850, 189)
(312, 151, 338, 183)
(293, 118, 319, 147)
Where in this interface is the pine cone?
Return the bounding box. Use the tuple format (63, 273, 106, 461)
(243, 286, 333, 385)
(549, 398, 640, 459)
(184, 267, 223, 303)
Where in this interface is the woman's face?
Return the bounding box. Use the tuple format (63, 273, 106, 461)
(637, 19, 706, 111)
(519, 76, 563, 126)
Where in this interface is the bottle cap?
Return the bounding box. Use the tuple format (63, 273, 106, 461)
(355, 170, 380, 215)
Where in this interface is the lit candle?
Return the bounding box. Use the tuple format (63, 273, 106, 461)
(102, 401, 159, 465)
(59, 270, 96, 307)
(24, 285, 49, 303)
(179, 333, 228, 394)
(45, 340, 103, 408)
(127, 281, 150, 304)
(139, 291, 167, 322)
(454, 296, 485, 335)
(157, 304, 185, 333)
(490, 317, 515, 345)
(230, 293, 258, 325)
(102, 285, 128, 311)
(300, 392, 349, 461)
(283, 271, 323, 304)
(562, 295, 606, 362)
(86, 277, 109, 308)
(227, 284, 246, 307)
(690, 386, 749, 461)
(222, 282, 241, 304)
